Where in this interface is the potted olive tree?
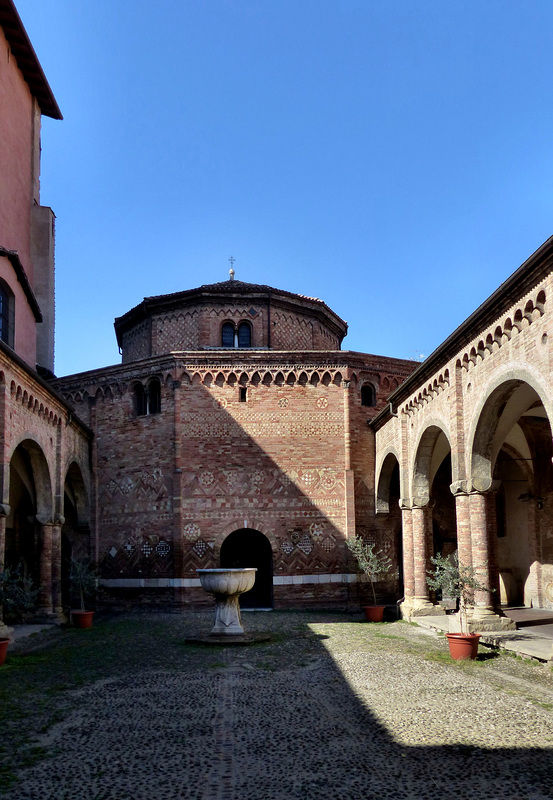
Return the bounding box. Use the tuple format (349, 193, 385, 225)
(426, 552, 492, 660)
(70, 558, 97, 629)
(347, 535, 393, 621)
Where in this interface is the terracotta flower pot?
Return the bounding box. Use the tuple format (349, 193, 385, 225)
(446, 632, 480, 660)
(72, 610, 94, 629)
(363, 605, 385, 622)
(0, 637, 9, 666)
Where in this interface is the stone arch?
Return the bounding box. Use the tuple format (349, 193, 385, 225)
(376, 449, 401, 514)
(220, 527, 274, 609)
(7, 438, 53, 519)
(468, 368, 553, 608)
(63, 460, 90, 527)
(62, 461, 91, 608)
(468, 366, 553, 492)
(411, 421, 453, 506)
(5, 440, 53, 602)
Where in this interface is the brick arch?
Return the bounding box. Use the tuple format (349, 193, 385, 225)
(375, 448, 401, 514)
(63, 459, 90, 526)
(211, 519, 278, 559)
(411, 420, 453, 506)
(468, 366, 553, 492)
(8, 437, 54, 520)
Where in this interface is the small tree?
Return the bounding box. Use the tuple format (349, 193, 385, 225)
(347, 536, 393, 605)
(0, 566, 40, 622)
(426, 552, 492, 634)
(69, 558, 97, 612)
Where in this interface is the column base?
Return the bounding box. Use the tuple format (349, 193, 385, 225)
(449, 608, 516, 633)
(402, 597, 446, 618)
(33, 608, 65, 625)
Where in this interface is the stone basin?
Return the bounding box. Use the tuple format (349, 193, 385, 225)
(197, 568, 257, 636)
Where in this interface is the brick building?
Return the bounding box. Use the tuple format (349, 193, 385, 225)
(54, 279, 416, 608)
(373, 238, 553, 629)
(3, 0, 553, 628)
(0, 0, 91, 636)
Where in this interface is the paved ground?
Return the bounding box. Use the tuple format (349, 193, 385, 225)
(2, 610, 553, 799)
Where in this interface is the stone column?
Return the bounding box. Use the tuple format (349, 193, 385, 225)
(0, 504, 12, 638)
(469, 490, 497, 620)
(399, 502, 415, 617)
(411, 502, 444, 616)
(452, 482, 514, 632)
(51, 515, 65, 619)
(36, 516, 55, 619)
(452, 486, 472, 569)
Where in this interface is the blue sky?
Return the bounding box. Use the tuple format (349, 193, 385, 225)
(15, 0, 553, 376)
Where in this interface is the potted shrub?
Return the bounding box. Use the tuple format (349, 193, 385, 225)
(0, 566, 40, 664)
(426, 552, 492, 660)
(347, 535, 393, 621)
(69, 558, 97, 629)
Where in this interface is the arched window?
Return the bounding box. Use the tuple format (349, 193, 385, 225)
(361, 384, 376, 407)
(134, 383, 146, 416)
(237, 321, 251, 348)
(222, 322, 235, 347)
(0, 280, 14, 348)
(222, 320, 253, 348)
(147, 378, 161, 414)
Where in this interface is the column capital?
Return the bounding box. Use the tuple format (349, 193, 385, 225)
(470, 478, 502, 495)
(399, 499, 412, 511)
(412, 496, 435, 510)
(54, 514, 65, 526)
(0, 504, 10, 517)
(36, 514, 54, 527)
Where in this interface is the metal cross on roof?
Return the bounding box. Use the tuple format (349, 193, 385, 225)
(229, 256, 235, 280)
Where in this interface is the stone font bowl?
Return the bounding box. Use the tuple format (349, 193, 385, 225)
(197, 568, 256, 597)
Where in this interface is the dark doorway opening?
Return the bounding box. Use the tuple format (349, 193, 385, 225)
(220, 529, 273, 608)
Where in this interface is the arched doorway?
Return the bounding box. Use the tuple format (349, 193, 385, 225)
(220, 529, 273, 609)
(376, 452, 403, 596)
(62, 462, 90, 608)
(5, 440, 52, 584)
(471, 378, 553, 608)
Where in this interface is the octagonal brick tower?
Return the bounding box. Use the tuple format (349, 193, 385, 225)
(114, 278, 348, 362)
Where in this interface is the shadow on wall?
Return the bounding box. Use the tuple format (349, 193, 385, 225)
(95, 374, 397, 606)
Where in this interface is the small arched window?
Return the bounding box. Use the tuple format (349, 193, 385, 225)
(222, 322, 235, 347)
(134, 383, 146, 416)
(221, 320, 253, 348)
(361, 384, 376, 407)
(147, 378, 161, 414)
(237, 321, 251, 347)
(134, 379, 161, 416)
(0, 280, 14, 348)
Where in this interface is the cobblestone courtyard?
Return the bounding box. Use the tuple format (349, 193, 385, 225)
(2, 611, 553, 799)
